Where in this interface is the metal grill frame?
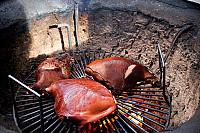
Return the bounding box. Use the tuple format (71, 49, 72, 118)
(8, 44, 171, 133)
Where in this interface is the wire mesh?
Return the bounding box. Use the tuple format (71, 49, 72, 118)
(9, 49, 171, 133)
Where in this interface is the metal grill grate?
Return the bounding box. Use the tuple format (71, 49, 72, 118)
(9, 46, 171, 133)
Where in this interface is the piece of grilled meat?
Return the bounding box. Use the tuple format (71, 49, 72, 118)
(85, 57, 159, 94)
(44, 78, 117, 127)
(31, 55, 73, 91)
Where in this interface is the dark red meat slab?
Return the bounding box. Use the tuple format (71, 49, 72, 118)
(44, 78, 117, 127)
(31, 55, 72, 90)
(85, 57, 159, 94)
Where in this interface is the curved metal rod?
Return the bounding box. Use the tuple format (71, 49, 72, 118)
(164, 24, 193, 62)
(157, 44, 171, 107)
(49, 23, 73, 55)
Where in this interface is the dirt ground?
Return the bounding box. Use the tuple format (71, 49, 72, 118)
(0, 6, 199, 132)
(80, 9, 200, 127)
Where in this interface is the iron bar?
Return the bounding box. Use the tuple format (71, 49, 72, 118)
(59, 122, 67, 133)
(8, 75, 41, 97)
(117, 99, 169, 115)
(100, 119, 107, 132)
(44, 117, 60, 132)
(8, 76, 20, 127)
(71, 63, 83, 78)
(118, 103, 165, 129)
(122, 93, 164, 97)
(116, 96, 168, 109)
(104, 117, 114, 133)
(116, 114, 138, 133)
(70, 71, 79, 79)
(97, 51, 101, 59)
(118, 110, 148, 133)
(66, 122, 73, 133)
(123, 90, 163, 92)
(15, 99, 39, 103)
(78, 52, 86, 72)
(117, 101, 167, 120)
(71, 66, 82, 78)
(108, 116, 120, 133)
(158, 44, 170, 106)
(119, 94, 166, 102)
(16, 102, 39, 108)
(83, 51, 89, 67)
(119, 108, 160, 132)
(16, 94, 36, 98)
(128, 86, 158, 89)
(21, 118, 41, 132)
(73, 53, 85, 76)
(113, 116, 128, 133)
(19, 104, 54, 119)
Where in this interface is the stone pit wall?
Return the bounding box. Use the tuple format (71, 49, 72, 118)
(0, 0, 199, 129)
(80, 8, 200, 127)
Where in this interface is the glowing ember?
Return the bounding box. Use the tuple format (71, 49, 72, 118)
(118, 96, 147, 127)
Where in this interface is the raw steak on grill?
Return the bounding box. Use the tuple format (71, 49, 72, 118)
(85, 57, 159, 94)
(31, 55, 73, 90)
(44, 78, 117, 127)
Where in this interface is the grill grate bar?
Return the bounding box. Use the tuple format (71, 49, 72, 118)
(21, 118, 41, 132)
(118, 107, 159, 132)
(124, 93, 164, 97)
(124, 90, 163, 92)
(117, 101, 167, 120)
(72, 52, 85, 76)
(66, 122, 73, 133)
(119, 95, 166, 102)
(113, 116, 128, 133)
(59, 122, 67, 133)
(16, 94, 36, 98)
(104, 117, 114, 133)
(30, 125, 41, 133)
(100, 119, 108, 132)
(16, 101, 39, 108)
(118, 103, 165, 129)
(71, 63, 83, 78)
(118, 110, 148, 133)
(108, 116, 120, 133)
(78, 52, 86, 73)
(116, 96, 168, 109)
(117, 99, 169, 115)
(9, 46, 171, 132)
(16, 99, 40, 103)
(21, 113, 41, 124)
(70, 71, 79, 79)
(51, 120, 64, 133)
(92, 51, 96, 62)
(29, 115, 57, 133)
(117, 114, 138, 133)
(18, 102, 53, 115)
(44, 117, 60, 132)
(43, 111, 55, 120)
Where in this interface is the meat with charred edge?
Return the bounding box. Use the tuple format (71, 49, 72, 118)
(30, 55, 73, 91)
